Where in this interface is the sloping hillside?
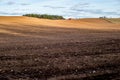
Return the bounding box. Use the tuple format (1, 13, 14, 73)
(0, 16, 120, 30)
(105, 18, 120, 24)
(0, 16, 120, 80)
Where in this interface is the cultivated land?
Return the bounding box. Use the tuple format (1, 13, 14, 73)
(0, 16, 120, 80)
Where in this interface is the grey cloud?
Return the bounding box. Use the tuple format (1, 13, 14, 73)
(5, 1, 30, 6)
(6, 1, 15, 5)
(69, 2, 90, 14)
(20, 3, 30, 6)
(43, 5, 66, 9)
(72, 8, 120, 16)
(0, 11, 9, 14)
(59, 2, 91, 18)
(0, 11, 23, 15)
(69, 2, 120, 16)
(71, 2, 90, 10)
(73, 3, 90, 7)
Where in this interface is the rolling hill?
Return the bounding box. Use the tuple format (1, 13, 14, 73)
(0, 16, 120, 80)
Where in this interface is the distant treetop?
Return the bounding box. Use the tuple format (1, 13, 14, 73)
(23, 14, 65, 20)
(99, 16, 107, 19)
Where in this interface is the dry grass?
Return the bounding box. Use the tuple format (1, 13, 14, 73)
(106, 18, 120, 24)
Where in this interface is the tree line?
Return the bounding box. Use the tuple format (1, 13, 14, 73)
(23, 14, 65, 20)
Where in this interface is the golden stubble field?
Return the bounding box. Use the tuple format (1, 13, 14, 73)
(0, 16, 120, 80)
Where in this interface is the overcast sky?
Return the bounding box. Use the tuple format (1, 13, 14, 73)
(0, 0, 120, 18)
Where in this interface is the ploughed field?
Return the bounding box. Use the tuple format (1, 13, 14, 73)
(0, 17, 120, 80)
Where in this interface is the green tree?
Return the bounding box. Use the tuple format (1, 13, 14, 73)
(23, 14, 65, 20)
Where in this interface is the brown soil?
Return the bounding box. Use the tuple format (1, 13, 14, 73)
(0, 16, 120, 80)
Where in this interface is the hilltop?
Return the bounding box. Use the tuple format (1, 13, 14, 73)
(0, 16, 120, 31)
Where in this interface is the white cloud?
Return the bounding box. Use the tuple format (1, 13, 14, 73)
(0, 0, 120, 18)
